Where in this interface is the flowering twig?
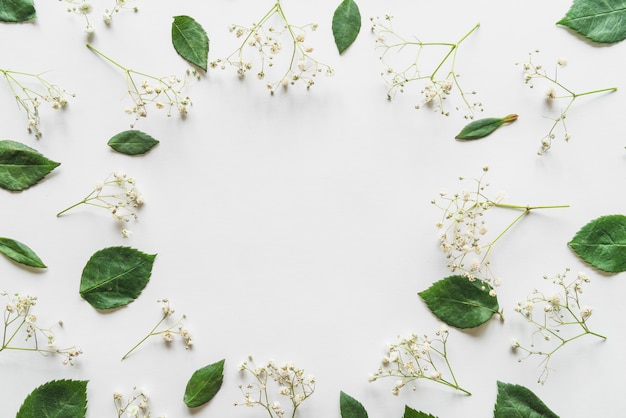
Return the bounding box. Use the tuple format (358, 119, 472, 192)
(114, 386, 164, 418)
(62, 0, 139, 35)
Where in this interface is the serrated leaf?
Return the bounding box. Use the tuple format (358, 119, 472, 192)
(0, 140, 60, 191)
(332, 0, 361, 54)
(340, 391, 368, 418)
(494, 381, 559, 418)
(16, 379, 88, 418)
(404, 406, 438, 418)
(184, 359, 225, 408)
(455, 114, 518, 140)
(80, 246, 156, 310)
(0, 0, 36, 22)
(108, 130, 159, 155)
(557, 0, 626, 44)
(0, 237, 46, 268)
(418, 275, 500, 329)
(568, 214, 626, 272)
(172, 15, 209, 71)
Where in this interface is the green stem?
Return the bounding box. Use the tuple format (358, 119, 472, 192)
(86, 43, 127, 71)
(56, 190, 97, 217)
(573, 86, 617, 98)
(121, 316, 166, 360)
(430, 23, 479, 79)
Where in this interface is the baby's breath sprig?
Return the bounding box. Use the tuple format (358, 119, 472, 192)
(62, 0, 139, 35)
(512, 268, 606, 384)
(235, 356, 316, 418)
(114, 386, 164, 418)
(121, 299, 192, 361)
(369, 325, 471, 396)
(517, 50, 617, 155)
(210, 0, 334, 94)
(370, 15, 482, 118)
(0, 291, 82, 365)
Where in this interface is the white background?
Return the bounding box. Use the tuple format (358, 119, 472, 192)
(2, 0, 626, 416)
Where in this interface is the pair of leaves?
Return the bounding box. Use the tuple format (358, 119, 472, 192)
(108, 130, 159, 155)
(455, 114, 518, 140)
(494, 381, 559, 418)
(184, 359, 225, 408)
(16, 380, 88, 418)
(0, 0, 35, 22)
(558, 0, 626, 44)
(0, 140, 60, 191)
(172, 15, 209, 71)
(0, 237, 46, 268)
(568, 214, 626, 273)
(332, 0, 361, 53)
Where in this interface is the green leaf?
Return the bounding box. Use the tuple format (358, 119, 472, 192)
(16, 379, 88, 418)
(557, 0, 626, 44)
(418, 275, 500, 329)
(568, 214, 626, 272)
(455, 114, 518, 140)
(494, 381, 559, 418)
(403, 406, 437, 418)
(107, 130, 160, 155)
(332, 0, 361, 53)
(80, 246, 156, 310)
(0, 0, 36, 22)
(0, 140, 60, 191)
(0, 237, 46, 268)
(172, 15, 209, 71)
(340, 391, 368, 418)
(184, 359, 225, 408)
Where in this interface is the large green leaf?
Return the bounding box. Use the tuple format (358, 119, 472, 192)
(418, 275, 500, 329)
(172, 15, 209, 71)
(184, 359, 225, 408)
(0, 237, 46, 268)
(0, 0, 36, 22)
(16, 380, 88, 418)
(494, 381, 559, 418)
(455, 114, 518, 140)
(404, 406, 437, 418)
(0, 140, 60, 191)
(80, 246, 156, 310)
(568, 214, 626, 272)
(332, 0, 361, 54)
(340, 391, 368, 418)
(108, 130, 159, 155)
(557, 0, 626, 43)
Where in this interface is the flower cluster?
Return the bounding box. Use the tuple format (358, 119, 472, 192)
(210, 1, 334, 94)
(62, 0, 139, 35)
(512, 268, 606, 384)
(369, 325, 470, 395)
(114, 387, 164, 418)
(370, 15, 482, 118)
(235, 356, 316, 417)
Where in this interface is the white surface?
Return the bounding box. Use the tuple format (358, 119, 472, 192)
(2, 0, 625, 416)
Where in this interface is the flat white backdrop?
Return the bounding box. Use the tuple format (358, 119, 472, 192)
(2, 0, 625, 416)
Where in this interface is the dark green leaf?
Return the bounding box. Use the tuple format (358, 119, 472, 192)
(80, 246, 156, 310)
(184, 359, 225, 408)
(0, 140, 60, 191)
(16, 380, 88, 418)
(455, 114, 518, 140)
(404, 406, 438, 418)
(568, 214, 626, 272)
(0, 0, 36, 22)
(418, 275, 500, 329)
(494, 381, 559, 418)
(0, 237, 46, 268)
(332, 0, 361, 53)
(172, 15, 209, 71)
(557, 0, 626, 44)
(340, 391, 368, 418)
(108, 130, 160, 155)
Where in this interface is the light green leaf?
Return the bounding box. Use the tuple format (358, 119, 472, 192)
(557, 0, 626, 44)
(80, 246, 156, 310)
(0, 140, 60, 191)
(16, 380, 88, 418)
(494, 381, 559, 418)
(455, 114, 518, 140)
(108, 130, 160, 155)
(0, 0, 36, 22)
(172, 15, 209, 71)
(340, 391, 368, 418)
(418, 275, 500, 329)
(568, 214, 626, 272)
(184, 359, 225, 408)
(404, 406, 438, 418)
(0, 237, 46, 268)
(332, 0, 361, 54)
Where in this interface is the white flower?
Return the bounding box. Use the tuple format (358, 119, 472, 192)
(430, 370, 442, 380)
(126, 405, 139, 417)
(580, 306, 592, 320)
(557, 57, 567, 66)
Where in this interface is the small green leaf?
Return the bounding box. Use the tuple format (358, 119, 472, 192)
(80, 246, 156, 310)
(418, 275, 500, 329)
(0, 237, 46, 268)
(16, 379, 88, 418)
(332, 0, 361, 53)
(568, 214, 626, 273)
(108, 130, 160, 155)
(184, 359, 225, 408)
(340, 391, 368, 418)
(0, 140, 60, 191)
(455, 114, 518, 140)
(557, 0, 626, 44)
(0, 0, 36, 22)
(494, 381, 559, 418)
(404, 406, 438, 418)
(172, 15, 209, 71)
